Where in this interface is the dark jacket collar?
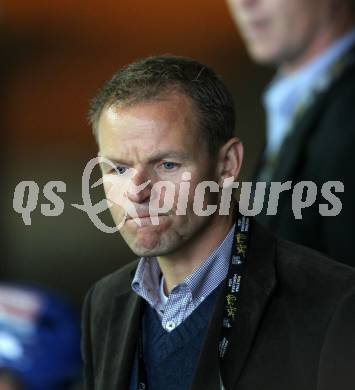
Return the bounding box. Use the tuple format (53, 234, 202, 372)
(98, 288, 141, 389)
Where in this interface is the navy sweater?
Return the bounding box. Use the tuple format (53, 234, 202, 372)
(129, 282, 223, 390)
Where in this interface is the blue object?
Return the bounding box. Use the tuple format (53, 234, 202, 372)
(0, 283, 81, 389)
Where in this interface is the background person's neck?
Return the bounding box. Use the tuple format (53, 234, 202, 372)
(281, 20, 355, 75)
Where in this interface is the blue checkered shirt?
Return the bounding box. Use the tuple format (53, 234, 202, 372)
(131, 225, 234, 332)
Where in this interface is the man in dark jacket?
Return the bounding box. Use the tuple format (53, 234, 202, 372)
(226, 0, 355, 267)
(82, 56, 355, 390)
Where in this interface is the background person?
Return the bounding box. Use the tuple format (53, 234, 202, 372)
(226, 0, 355, 267)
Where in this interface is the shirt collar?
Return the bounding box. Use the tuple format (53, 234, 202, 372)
(159, 275, 168, 305)
(131, 224, 235, 309)
(131, 256, 162, 309)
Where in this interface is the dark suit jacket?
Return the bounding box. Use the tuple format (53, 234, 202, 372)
(81, 221, 355, 390)
(256, 45, 355, 268)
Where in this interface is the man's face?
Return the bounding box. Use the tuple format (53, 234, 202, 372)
(98, 93, 223, 257)
(226, 0, 334, 67)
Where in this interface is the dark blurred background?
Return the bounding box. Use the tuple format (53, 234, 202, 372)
(1, 0, 272, 308)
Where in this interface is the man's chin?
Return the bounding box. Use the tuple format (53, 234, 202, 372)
(125, 235, 178, 258)
(128, 245, 167, 258)
(245, 41, 282, 65)
(122, 233, 162, 257)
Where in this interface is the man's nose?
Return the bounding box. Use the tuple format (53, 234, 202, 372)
(126, 170, 152, 203)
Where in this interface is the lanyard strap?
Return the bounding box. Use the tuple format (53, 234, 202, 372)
(219, 213, 250, 359)
(136, 212, 251, 390)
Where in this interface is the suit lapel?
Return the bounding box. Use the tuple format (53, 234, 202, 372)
(270, 92, 327, 182)
(192, 221, 278, 390)
(256, 93, 328, 229)
(99, 273, 142, 388)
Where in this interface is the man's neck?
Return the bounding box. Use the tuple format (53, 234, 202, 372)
(281, 20, 355, 74)
(157, 214, 234, 295)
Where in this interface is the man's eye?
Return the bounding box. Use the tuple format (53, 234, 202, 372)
(114, 166, 128, 175)
(162, 161, 177, 170)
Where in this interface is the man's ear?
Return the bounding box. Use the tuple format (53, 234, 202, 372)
(217, 137, 243, 187)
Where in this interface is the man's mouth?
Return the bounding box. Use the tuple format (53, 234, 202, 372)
(244, 18, 270, 38)
(126, 214, 151, 220)
(126, 213, 169, 226)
